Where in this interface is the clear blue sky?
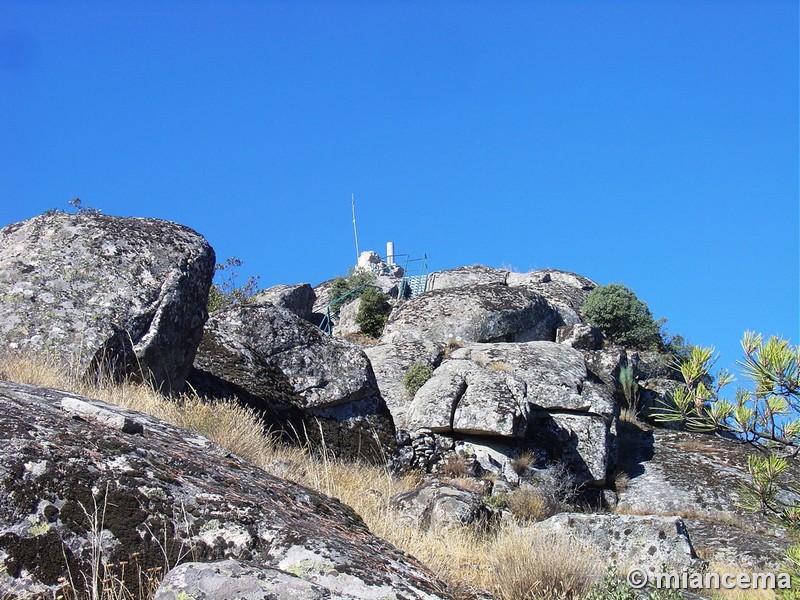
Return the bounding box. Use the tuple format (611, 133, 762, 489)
(1, 1, 797, 375)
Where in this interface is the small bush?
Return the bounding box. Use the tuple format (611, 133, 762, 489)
(585, 565, 685, 600)
(539, 462, 580, 506)
(403, 362, 434, 397)
(581, 283, 662, 349)
(510, 450, 538, 475)
(443, 337, 465, 358)
(484, 493, 508, 510)
(614, 471, 630, 494)
(506, 487, 552, 523)
(355, 286, 391, 338)
(618, 364, 640, 412)
(328, 269, 376, 311)
(441, 453, 470, 478)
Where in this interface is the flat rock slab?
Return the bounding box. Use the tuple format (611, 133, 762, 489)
(615, 426, 797, 570)
(154, 559, 338, 600)
(532, 513, 704, 576)
(616, 427, 800, 519)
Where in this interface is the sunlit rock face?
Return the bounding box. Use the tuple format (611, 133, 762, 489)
(0, 213, 215, 393)
(0, 381, 449, 600)
(188, 303, 396, 463)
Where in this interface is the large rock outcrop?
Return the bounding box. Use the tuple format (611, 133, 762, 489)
(188, 304, 395, 462)
(425, 266, 596, 327)
(401, 342, 616, 485)
(0, 213, 215, 393)
(615, 424, 798, 569)
(0, 381, 450, 599)
(381, 284, 560, 345)
(363, 266, 617, 485)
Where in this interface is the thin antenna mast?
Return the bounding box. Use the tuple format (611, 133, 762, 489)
(351, 193, 360, 261)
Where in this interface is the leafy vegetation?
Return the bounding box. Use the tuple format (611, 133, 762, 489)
(618, 364, 640, 413)
(207, 256, 260, 312)
(656, 332, 800, 591)
(43, 197, 102, 216)
(355, 285, 391, 338)
(655, 333, 799, 448)
(68, 197, 102, 215)
(403, 362, 434, 397)
(584, 565, 683, 600)
(327, 269, 376, 311)
(326, 270, 391, 338)
(581, 283, 662, 349)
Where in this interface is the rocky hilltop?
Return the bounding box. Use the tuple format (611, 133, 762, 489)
(0, 213, 796, 599)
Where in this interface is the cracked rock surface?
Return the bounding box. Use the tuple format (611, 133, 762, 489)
(0, 381, 449, 599)
(0, 213, 214, 393)
(188, 303, 396, 462)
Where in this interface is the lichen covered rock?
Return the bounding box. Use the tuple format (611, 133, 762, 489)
(401, 342, 616, 484)
(0, 213, 214, 392)
(0, 381, 449, 599)
(252, 283, 316, 321)
(189, 304, 395, 462)
(532, 513, 704, 576)
(381, 284, 560, 345)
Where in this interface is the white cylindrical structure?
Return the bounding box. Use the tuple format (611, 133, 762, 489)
(386, 241, 395, 265)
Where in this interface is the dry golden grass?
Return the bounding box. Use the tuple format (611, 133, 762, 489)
(1, 353, 609, 599)
(506, 487, 552, 523)
(487, 360, 512, 372)
(701, 560, 783, 600)
(510, 450, 538, 475)
(472, 353, 512, 373)
(441, 453, 471, 478)
(614, 470, 630, 494)
(448, 476, 490, 495)
(618, 407, 647, 427)
(488, 527, 603, 599)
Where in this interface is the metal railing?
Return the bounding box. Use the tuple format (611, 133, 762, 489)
(317, 252, 429, 335)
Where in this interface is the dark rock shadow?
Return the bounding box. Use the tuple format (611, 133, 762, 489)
(186, 366, 308, 444)
(615, 421, 655, 479)
(524, 412, 595, 485)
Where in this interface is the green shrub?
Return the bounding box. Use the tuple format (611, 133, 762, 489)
(584, 565, 683, 600)
(581, 283, 662, 349)
(327, 270, 376, 314)
(618, 364, 640, 412)
(355, 286, 391, 338)
(403, 362, 434, 397)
